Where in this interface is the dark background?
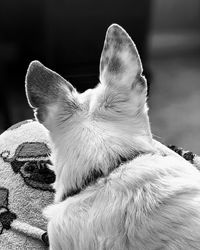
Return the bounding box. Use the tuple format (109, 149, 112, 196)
(0, 0, 200, 153)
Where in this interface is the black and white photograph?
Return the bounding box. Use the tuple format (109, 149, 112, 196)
(0, 1, 200, 249)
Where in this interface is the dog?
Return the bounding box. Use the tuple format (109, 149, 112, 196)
(25, 24, 200, 250)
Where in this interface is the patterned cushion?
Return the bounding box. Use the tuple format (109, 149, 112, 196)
(0, 120, 54, 249)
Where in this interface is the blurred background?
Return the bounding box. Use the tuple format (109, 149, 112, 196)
(0, 0, 200, 153)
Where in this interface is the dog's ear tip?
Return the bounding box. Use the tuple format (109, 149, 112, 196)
(30, 59, 43, 66)
(27, 60, 43, 72)
(26, 60, 46, 84)
(108, 23, 121, 29)
(107, 23, 125, 34)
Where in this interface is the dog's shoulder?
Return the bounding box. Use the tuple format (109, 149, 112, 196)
(108, 153, 200, 193)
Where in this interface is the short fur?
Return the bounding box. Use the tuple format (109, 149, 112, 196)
(26, 24, 200, 250)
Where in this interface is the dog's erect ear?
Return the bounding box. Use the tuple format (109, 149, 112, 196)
(25, 60, 77, 125)
(100, 24, 145, 92)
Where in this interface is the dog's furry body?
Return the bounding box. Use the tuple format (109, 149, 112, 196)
(25, 24, 200, 249)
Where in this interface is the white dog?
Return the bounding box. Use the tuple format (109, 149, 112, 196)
(25, 24, 200, 250)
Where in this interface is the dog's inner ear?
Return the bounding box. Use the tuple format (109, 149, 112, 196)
(99, 24, 145, 92)
(25, 61, 78, 126)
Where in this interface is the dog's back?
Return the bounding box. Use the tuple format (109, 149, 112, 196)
(25, 24, 200, 250)
(44, 151, 200, 250)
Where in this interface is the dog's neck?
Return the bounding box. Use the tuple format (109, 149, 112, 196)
(51, 123, 154, 203)
(61, 150, 145, 201)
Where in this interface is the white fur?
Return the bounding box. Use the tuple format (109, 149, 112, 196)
(26, 24, 200, 250)
(45, 80, 200, 249)
(45, 150, 200, 250)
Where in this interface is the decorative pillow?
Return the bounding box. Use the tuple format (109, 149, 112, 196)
(0, 120, 54, 249)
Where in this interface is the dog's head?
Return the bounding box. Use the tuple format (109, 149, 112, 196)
(25, 24, 153, 200)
